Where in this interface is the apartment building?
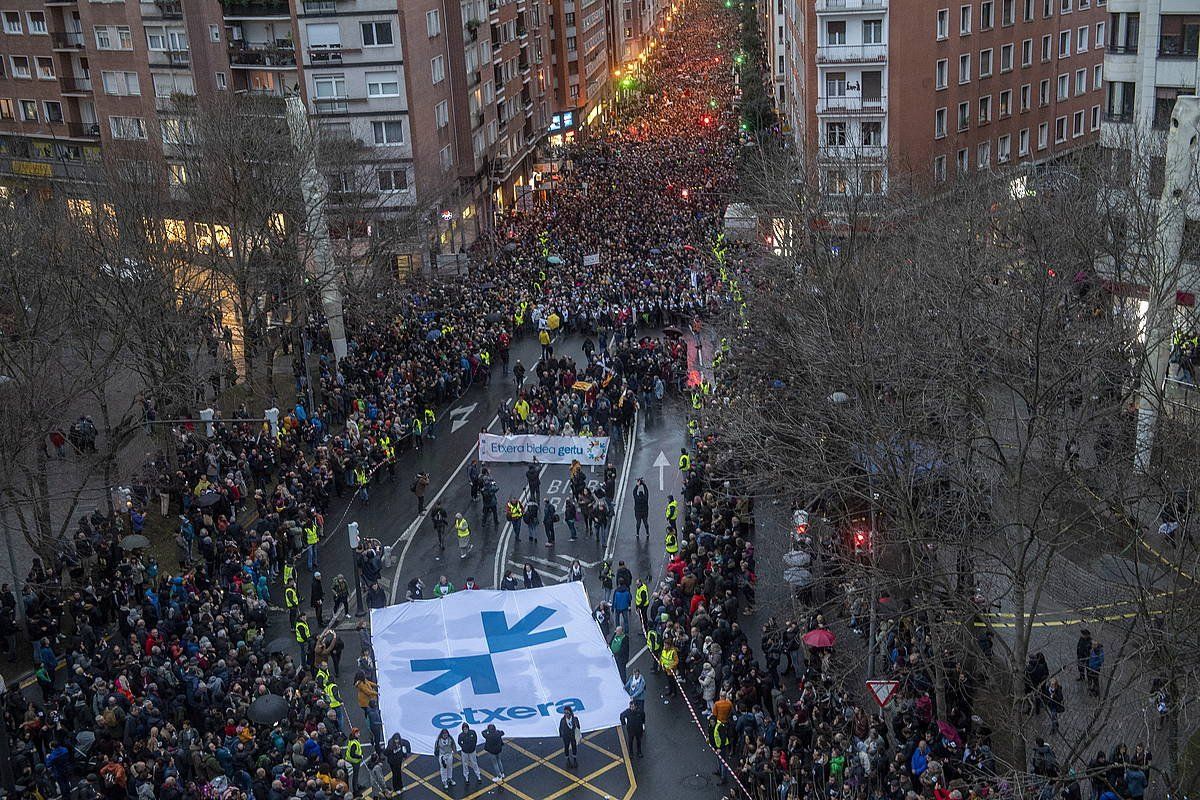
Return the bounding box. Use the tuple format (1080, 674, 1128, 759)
(547, 0, 610, 138)
(772, 0, 1106, 195)
(0, 0, 556, 255)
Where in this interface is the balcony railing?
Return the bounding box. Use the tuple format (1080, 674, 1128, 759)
(51, 31, 84, 49)
(59, 77, 93, 93)
(815, 0, 886, 11)
(816, 93, 886, 114)
(66, 122, 101, 139)
(1107, 43, 1137, 54)
(229, 42, 297, 66)
(222, 1, 290, 17)
(313, 98, 350, 113)
(1104, 109, 1134, 123)
(815, 43, 887, 63)
(152, 0, 183, 19)
(301, 0, 337, 13)
(1158, 34, 1199, 58)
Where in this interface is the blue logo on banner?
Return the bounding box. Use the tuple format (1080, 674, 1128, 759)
(411, 605, 567, 696)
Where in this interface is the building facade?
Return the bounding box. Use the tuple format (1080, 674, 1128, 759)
(771, 0, 1107, 195)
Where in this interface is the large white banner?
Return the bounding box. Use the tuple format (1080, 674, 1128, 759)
(371, 583, 628, 754)
(478, 433, 610, 465)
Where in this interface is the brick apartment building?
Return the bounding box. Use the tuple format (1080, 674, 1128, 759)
(768, 0, 1107, 196)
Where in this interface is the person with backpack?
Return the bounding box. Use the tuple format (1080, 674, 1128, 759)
(523, 501, 541, 544)
(483, 724, 507, 781)
(543, 498, 558, 546)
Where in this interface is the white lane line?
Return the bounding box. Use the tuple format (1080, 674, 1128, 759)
(388, 415, 497, 599)
(629, 645, 650, 665)
(604, 409, 639, 561)
(492, 463, 548, 586)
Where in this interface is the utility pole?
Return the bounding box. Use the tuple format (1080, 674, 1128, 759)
(1134, 96, 1200, 474)
(284, 96, 348, 363)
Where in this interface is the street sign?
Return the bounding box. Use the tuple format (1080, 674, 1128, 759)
(866, 679, 899, 708)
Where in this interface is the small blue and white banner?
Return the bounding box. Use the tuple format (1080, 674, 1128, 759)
(371, 583, 627, 754)
(478, 433, 610, 465)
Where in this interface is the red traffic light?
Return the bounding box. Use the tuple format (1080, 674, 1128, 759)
(701, 114, 712, 125)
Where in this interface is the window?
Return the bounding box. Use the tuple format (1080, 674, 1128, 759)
(1039, 78, 1050, 105)
(19, 99, 36, 121)
(960, 5, 971, 34)
(95, 25, 133, 50)
(826, 20, 846, 44)
(1095, 21, 1104, 49)
(313, 74, 346, 98)
(862, 121, 882, 145)
(933, 154, 947, 181)
(1090, 104, 1100, 129)
(1001, 43, 1013, 71)
(153, 73, 194, 98)
(936, 58, 948, 89)
(210, 24, 220, 43)
(307, 22, 341, 48)
(378, 168, 408, 192)
(1058, 29, 1070, 57)
(109, 116, 148, 140)
(825, 120, 847, 145)
(565, 11, 576, 25)
(936, 8, 949, 39)
(1041, 33, 1051, 61)
(1055, 115, 1067, 142)
(1021, 38, 1033, 66)
(439, 144, 452, 172)
(862, 170, 883, 195)
(168, 163, 187, 186)
(215, 72, 227, 90)
(361, 21, 393, 47)
(1042, 0, 1052, 15)
(825, 169, 848, 194)
(566, 35, 576, 50)
(1003, 0, 1015, 24)
(979, 48, 992, 77)
(1057, 73, 1069, 99)
(959, 53, 971, 83)
(957, 147, 969, 172)
(825, 71, 846, 96)
(979, 94, 992, 122)
(863, 19, 883, 44)
(0, 99, 11, 120)
(1074, 68, 1085, 94)
(426, 9, 441, 37)
(999, 88, 1012, 116)
(1060, 0, 1071, 11)
(1093, 64, 1101, 89)
(958, 100, 970, 130)
(366, 71, 399, 97)
(1072, 109, 1084, 136)
(978, 140, 991, 167)
(160, 117, 195, 145)
(1019, 127, 1030, 154)
(372, 119, 404, 145)
(998, 133, 1011, 161)
(980, 0, 993, 29)
(935, 107, 948, 137)
(1020, 83, 1031, 110)
(1077, 25, 1087, 51)
(35, 57, 53, 79)
(9, 55, 28, 79)
(26, 11, 45, 35)
(3, 12, 20, 34)
(435, 99, 449, 128)
(102, 70, 141, 95)
(1024, 0, 1034, 20)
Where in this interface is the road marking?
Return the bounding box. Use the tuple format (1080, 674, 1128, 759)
(653, 450, 670, 491)
(628, 644, 650, 664)
(605, 410, 639, 561)
(449, 402, 479, 433)
(492, 464, 548, 587)
(556, 554, 602, 567)
(388, 415, 497, 600)
(508, 560, 561, 582)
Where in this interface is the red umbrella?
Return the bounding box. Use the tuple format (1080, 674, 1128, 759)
(802, 628, 836, 648)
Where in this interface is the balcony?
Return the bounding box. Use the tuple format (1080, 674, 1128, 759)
(313, 98, 350, 113)
(816, 93, 886, 114)
(1106, 43, 1137, 55)
(45, 0, 77, 5)
(223, 1, 291, 19)
(301, 0, 337, 13)
(1158, 34, 1199, 59)
(147, 0, 183, 19)
(815, 0, 886, 11)
(229, 42, 297, 67)
(60, 77, 93, 95)
(815, 43, 887, 63)
(308, 47, 356, 65)
(66, 121, 101, 139)
(51, 31, 84, 50)
(819, 144, 887, 161)
(150, 49, 191, 66)
(1103, 109, 1134, 123)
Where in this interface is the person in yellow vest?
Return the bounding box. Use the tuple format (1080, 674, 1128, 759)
(354, 464, 370, 505)
(284, 580, 300, 625)
(326, 677, 347, 730)
(664, 529, 679, 558)
(634, 578, 650, 630)
(659, 640, 680, 699)
(506, 497, 524, 539)
(455, 513, 473, 559)
(711, 718, 732, 784)
(479, 349, 492, 386)
(380, 434, 396, 478)
(691, 391, 703, 410)
(304, 518, 321, 571)
(282, 562, 295, 589)
(316, 662, 332, 691)
(665, 495, 678, 531)
(345, 728, 364, 794)
(646, 625, 662, 674)
(678, 449, 691, 475)
(424, 408, 437, 440)
(294, 615, 312, 669)
(410, 413, 423, 450)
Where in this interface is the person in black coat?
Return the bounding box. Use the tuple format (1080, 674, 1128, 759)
(620, 700, 646, 757)
(310, 572, 325, 626)
(386, 733, 412, 794)
(522, 563, 543, 589)
(559, 706, 581, 767)
(1075, 628, 1092, 681)
(543, 499, 557, 545)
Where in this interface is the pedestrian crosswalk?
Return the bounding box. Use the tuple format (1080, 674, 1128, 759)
(507, 553, 602, 583)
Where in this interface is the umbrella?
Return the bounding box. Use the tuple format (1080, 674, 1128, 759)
(547, 313, 561, 331)
(546, 255, 564, 266)
(502, 242, 518, 253)
(485, 312, 503, 323)
(195, 492, 223, 509)
(265, 636, 294, 655)
(802, 628, 836, 648)
(119, 534, 150, 550)
(425, 329, 443, 341)
(649, 248, 662, 255)
(662, 326, 684, 338)
(937, 720, 962, 747)
(247, 693, 289, 725)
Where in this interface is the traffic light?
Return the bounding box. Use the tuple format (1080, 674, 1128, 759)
(700, 114, 712, 126)
(792, 510, 809, 540)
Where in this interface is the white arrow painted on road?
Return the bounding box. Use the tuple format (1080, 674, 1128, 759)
(653, 450, 670, 491)
(449, 402, 478, 433)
